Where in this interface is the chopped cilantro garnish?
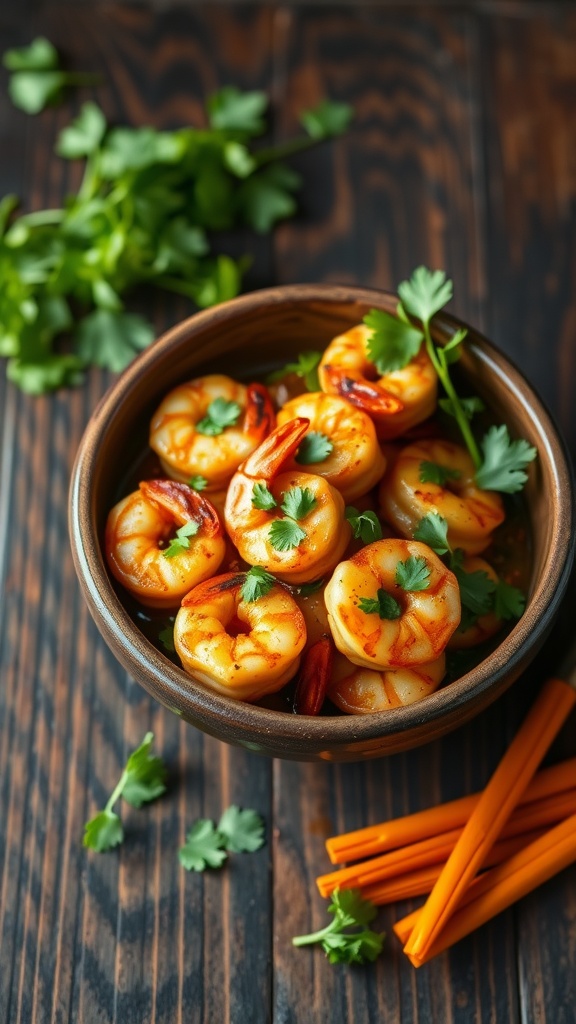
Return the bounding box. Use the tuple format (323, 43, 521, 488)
(295, 431, 333, 465)
(363, 307, 424, 374)
(196, 397, 242, 436)
(419, 461, 461, 487)
(162, 520, 199, 558)
(179, 805, 265, 872)
(241, 566, 276, 602)
(281, 486, 317, 521)
(292, 888, 385, 965)
(267, 350, 322, 391)
(358, 589, 402, 620)
(413, 512, 451, 555)
(345, 507, 383, 543)
(252, 482, 277, 510)
(474, 425, 537, 494)
(395, 555, 431, 592)
(493, 579, 526, 620)
(269, 519, 307, 551)
(188, 475, 208, 491)
(450, 549, 496, 616)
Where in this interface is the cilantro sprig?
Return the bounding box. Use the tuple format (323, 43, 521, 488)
(188, 474, 208, 491)
(295, 431, 333, 465)
(252, 482, 277, 510)
(358, 589, 402, 620)
(413, 512, 451, 555)
(83, 733, 167, 852)
(281, 486, 317, 521)
(474, 425, 537, 494)
(241, 566, 277, 602)
(395, 555, 431, 591)
(162, 520, 199, 558)
(4, 37, 99, 115)
(292, 889, 385, 965)
(196, 397, 242, 436)
(419, 461, 461, 487)
(267, 351, 323, 391)
(179, 806, 265, 872)
(345, 507, 383, 544)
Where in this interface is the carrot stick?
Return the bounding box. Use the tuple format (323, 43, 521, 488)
(317, 787, 576, 898)
(403, 677, 576, 962)
(325, 756, 576, 864)
(395, 812, 576, 964)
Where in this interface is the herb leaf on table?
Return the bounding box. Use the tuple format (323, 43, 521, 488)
(292, 888, 385, 965)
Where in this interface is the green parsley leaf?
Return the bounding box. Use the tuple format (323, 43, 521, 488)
(439, 396, 485, 421)
(217, 805, 265, 853)
(300, 100, 354, 140)
(450, 549, 496, 616)
(56, 102, 107, 158)
(413, 512, 451, 555)
(8, 70, 69, 115)
(163, 520, 199, 559)
(207, 86, 268, 134)
(238, 162, 301, 233)
(83, 732, 166, 851)
(281, 486, 317, 521)
(395, 555, 431, 592)
(252, 483, 277, 511)
(3, 37, 59, 72)
(269, 518, 307, 551)
(75, 310, 155, 373)
(295, 431, 334, 465)
(158, 623, 175, 653)
(358, 589, 402, 620)
(345, 506, 383, 544)
(475, 425, 537, 494)
(179, 820, 228, 872)
(223, 141, 257, 179)
(267, 350, 322, 391)
(196, 397, 242, 436)
(397, 266, 453, 325)
(188, 475, 208, 492)
(419, 461, 462, 486)
(7, 353, 84, 394)
(241, 566, 277, 602)
(363, 307, 423, 374)
(292, 888, 385, 966)
(493, 579, 526, 620)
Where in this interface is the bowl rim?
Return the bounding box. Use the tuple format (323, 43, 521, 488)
(69, 283, 575, 745)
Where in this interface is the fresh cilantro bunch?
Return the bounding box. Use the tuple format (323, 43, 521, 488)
(363, 267, 537, 493)
(292, 888, 385, 965)
(83, 732, 167, 852)
(0, 64, 352, 392)
(3, 37, 99, 114)
(179, 805, 265, 872)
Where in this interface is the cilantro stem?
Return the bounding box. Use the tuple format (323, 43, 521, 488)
(292, 919, 340, 947)
(18, 208, 65, 227)
(104, 770, 128, 815)
(423, 322, 482, 470)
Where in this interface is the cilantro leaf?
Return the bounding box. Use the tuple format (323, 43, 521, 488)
(395, 555, 431, 592)
(363, 307, 423, 374)
(292, 888, 385, 966)
(179, 820, 228, 872)
(217, 805, 265, 853)
(439, 396, 485, 421)
(300, 100, 354, 140)
(56, 102, 107, 158)
(207, 86, 268, 134)
(83, 732, 166, 851)
(345, 507, 383, 544)
(475, 425, 537, 494)
(75, 310, 154, 373)
(281, 487, 317, 521)
(493, 579, 526, 620)
(252, 483, 277, 511)
(413, 512, 451, 555)
(295, 431, 333, 465)
(267, 350, 322, 391)
(196, 397, 242, 436)
(269, 519, 307, 551)
(83, 810, 123, 853)
(188, 475, 208, 492)
(8, 70, 69, 115)
(238, 162, 301, 233)
(397, 266, 453, 325)
(163, 520, 199, 559)
(3, 37, 59, 72)
(158, 623, 175, 653)
(419, 461, 461, 486)
(358, 589, 402, 620)
(450, 550, 496, 616)
(241, 566, 277, 602)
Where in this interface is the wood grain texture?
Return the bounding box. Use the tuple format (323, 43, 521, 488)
(1, 2, 575, 1023)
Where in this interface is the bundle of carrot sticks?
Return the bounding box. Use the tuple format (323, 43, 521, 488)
(317, 677, 576, 966)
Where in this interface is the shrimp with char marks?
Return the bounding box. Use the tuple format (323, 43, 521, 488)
(324, 538, 460, 670)
(105, 479, 225, 608)
(224, 418, 351, 584)
(173, 572, 306, 701)
(379, 438, 505, 555)
(328, 651, 446, 714)
(276, 392, 386, 502)
(149, 374, 275, 490)
(318, 324, 437, 439)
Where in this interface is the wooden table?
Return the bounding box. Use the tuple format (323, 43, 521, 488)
(1, 3, 576, 1021)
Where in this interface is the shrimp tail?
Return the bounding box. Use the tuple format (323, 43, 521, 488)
(139, 479, 223, 536)
(241, 417, 310, 480)
(293, 635, 334, 716)
(322, 365, 405, 416)
(243, 383, 276, 442)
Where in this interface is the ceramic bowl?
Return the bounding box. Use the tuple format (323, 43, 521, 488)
(69, 285, 574, 761)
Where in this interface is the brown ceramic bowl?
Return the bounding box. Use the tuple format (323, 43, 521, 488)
(69, 285, 574, 761)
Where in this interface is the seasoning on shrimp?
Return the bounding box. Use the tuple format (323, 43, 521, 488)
(224, 418, 351, 584)
(173, 572, 306, 701)
(105, 480, 226, 608)
(318, 324, 437, 439)
(328, 652, 446, 713)
(276, 392, 386, 502)
(149, 374, 275, 490)
(324, 539, 461, 670)
(379, 439, 505, 555)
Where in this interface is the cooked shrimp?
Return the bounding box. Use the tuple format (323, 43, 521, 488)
(105, 480, 226, 608)
(328, 652, 446, 713)
(448, 556, 503, 649)
(224, 418, 351, 584)
(324, 538, 461, 670)
(379, 439, 505, 555)
(318, 324, 437, 439)
(292, 580, 330, 648)
(276, 392, 386, 502)
(149, 375, 275, 490)
(173, 572, 306, 701)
